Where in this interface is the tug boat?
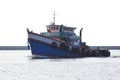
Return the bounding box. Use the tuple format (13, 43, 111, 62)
(27, 12, 110, 58)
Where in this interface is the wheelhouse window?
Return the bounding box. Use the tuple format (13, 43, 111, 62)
(56, 27, 58, 30)
(51, 27, 53, 30)
(53, 27, 55, 30)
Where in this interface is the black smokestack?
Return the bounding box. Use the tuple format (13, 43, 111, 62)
(79, 28, 83, 44)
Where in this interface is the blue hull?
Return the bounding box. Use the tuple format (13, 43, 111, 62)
(29, 39, 81, 58)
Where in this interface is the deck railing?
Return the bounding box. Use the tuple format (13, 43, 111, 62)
(40, 32, 80, 40)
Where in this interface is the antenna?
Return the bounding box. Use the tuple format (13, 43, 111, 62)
(53, 11, 56, 25)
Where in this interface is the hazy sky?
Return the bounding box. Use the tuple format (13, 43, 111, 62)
(0, 0, 120, 46)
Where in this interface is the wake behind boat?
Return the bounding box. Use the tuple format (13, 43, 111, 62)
(27, 12, 110, 58)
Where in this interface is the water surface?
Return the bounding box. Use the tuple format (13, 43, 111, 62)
(0, 50, 120, 80)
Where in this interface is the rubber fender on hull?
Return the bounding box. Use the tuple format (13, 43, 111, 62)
(64, 45, 69, 51)
(60, 42, 65, 49)
(99, 50, 110, 57)
(51, 42, 57, 48)
(86, 51, 91, 57)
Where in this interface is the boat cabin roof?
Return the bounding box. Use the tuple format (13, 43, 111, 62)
(47, 24, 76, 30)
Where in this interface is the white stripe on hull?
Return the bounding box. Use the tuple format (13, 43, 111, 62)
(28, 33, 60, 46)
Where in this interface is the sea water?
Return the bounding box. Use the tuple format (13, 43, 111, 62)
(0, 50, 120, 80)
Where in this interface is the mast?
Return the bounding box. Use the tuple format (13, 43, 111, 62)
(53, 11, 56, 25)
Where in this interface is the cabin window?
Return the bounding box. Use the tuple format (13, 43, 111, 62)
(55, 27, 58, 30)
(56, 27, 58, 30)
(51, 27, 53, 30)
(53, 27, 55, 30)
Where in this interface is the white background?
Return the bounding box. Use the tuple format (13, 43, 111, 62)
(0, 0, 120, 46)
